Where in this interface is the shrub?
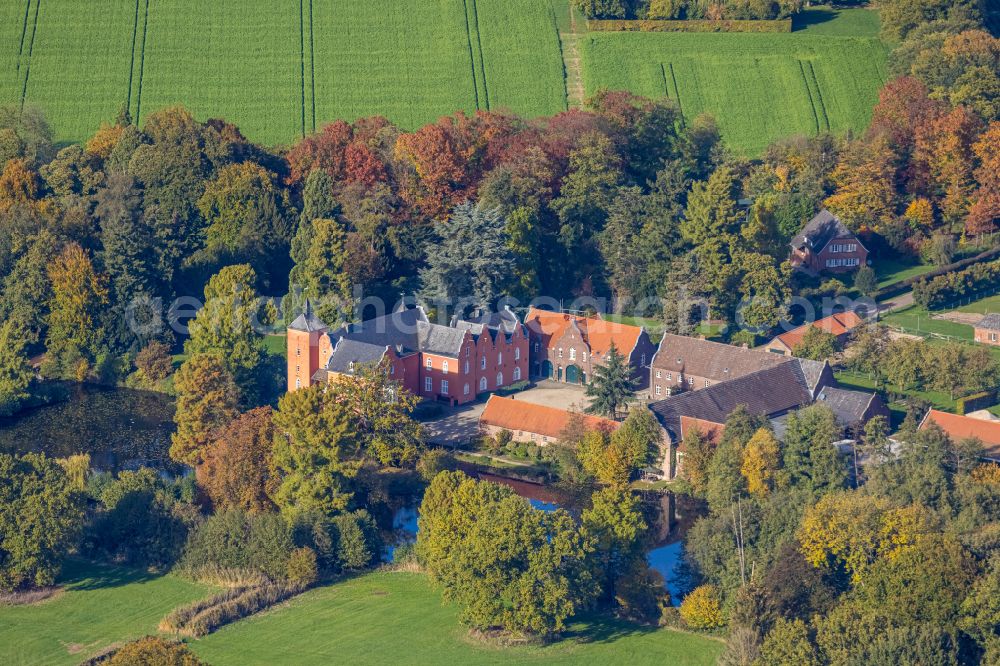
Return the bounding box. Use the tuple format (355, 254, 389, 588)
(160, 582, 306, 638)
(86, 635, 205, 665)
(956, 390, 997, 415)
(286, 547, 318, 586)
(333, 510, 381, 571)
(680, 584, 725, 630)
(586, 18, 792, 32)
(912, 259, 1000, 309)
(177, 509, 295, 582)
(134, 341, 174, 383)
(416, 448, 457, 482)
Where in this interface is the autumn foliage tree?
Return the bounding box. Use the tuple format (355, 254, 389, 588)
(170, 354, 239, 466)
(200, 406, 277, 513)
(44, 243, 109, 379)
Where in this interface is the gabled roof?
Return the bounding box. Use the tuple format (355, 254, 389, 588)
(791, 209, 858, 251)
(920, 409, 1000, 460)
(678, 416, 725, 450)
(524, 308, 643, 357)
(976, 313, 1000, 331)
(649, 362, 814, 438)
(773, 311, 865, 352)
(816, 386, 877, 428)
(289, 300, 328, 333)
(326, 338, 388, 374)
(417, 320, 468, 357)
(480, 395, 619, 440)
(652, 334, 789, 383)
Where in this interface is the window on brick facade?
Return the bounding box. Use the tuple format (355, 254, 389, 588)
(513, 367, 521, 381)
(515, 348, 520, 361)
(480, 377, 487, 391)
(688, 377, 695, 385)
(464, 383, 470, 395)
(655, 385, 661, 396)
(464, 360, 470, 374)
(656, 370, 662, 379)
(425, 358, 432, 369)
(441, 380, 449, 394)
(569, 348, 576, 361)
(705, 380, 710, 387)
(480, 357, 486, 370)
(442, 361, 449, 374)
(390, 365, 395, 375)
(296, 347, 301, 357)
(424, 377, 432, 392)
(498, 351, 502, 364)
(496, 372, 503, 386)
(582, 352, 587, 362)
(296, 364, 300, 373)
(295, 378, 301, 389)
(558, 348, 563, 358)
(667, 373, 672, 381)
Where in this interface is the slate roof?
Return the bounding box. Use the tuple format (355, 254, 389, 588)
(791, 209, 857, 251)
(480, 395, 619, 440)
(326, 338, 388, 374)
(327, 307, 426, 352)
(977, 313, 1000, 331)
(416, 320, 467, 357)
(792, 358, 832, 397)
(816, 386, 876, 428)
(652, 334, 789, 383)
(525, 308, 644, 356)
(649, 361, 815, 438)
(288, 300, 328, 332)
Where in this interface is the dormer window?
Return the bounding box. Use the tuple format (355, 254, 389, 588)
(348, 362, 355, 373)
(442, 360, 449, 374)
(426, 358, 432, 369)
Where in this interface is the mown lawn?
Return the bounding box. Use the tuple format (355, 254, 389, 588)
(192, 571, 723, 665)
(874, 258, 935, 289)
(880, 305, 974, 341)
(0, 559, 211, 666)
(580, 7, 887, 156)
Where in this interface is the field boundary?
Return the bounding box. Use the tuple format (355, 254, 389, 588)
(470, 0, 489, 110)
(19, 0, 41, 112)
(461, 0, 489, 110)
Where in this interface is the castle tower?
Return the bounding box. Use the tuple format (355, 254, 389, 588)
(287, 300, 328, 392)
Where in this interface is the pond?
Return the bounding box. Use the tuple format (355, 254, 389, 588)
(390, 472, 691, 604)
(0, 383, 176, 472)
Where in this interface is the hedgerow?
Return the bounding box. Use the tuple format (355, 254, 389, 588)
(911, 259, 1000, 310)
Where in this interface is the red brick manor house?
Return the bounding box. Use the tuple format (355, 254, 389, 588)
(287, 303, 529, 406)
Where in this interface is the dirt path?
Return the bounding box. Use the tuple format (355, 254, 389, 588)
(560, 3, 585, 108)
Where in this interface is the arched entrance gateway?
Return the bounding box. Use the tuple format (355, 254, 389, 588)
(541, 360, 553, 379)
(565, 364, 580, 384)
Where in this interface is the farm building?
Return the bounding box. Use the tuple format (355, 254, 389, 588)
(919, 409, 1000, 462)
(761, 311, 865, 356)
(973, 314, 1000, 346)
(288, 303, 528, 405)
(649, 334, 789, 398)
(479, 395, 618, 444)
(524, 308, 655, 387)
(790, 209, 868, 274)
(771, 386, 888, 440)
(649, 358, 833, 478)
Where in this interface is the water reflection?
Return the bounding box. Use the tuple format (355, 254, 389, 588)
(0, 383, 176, 471)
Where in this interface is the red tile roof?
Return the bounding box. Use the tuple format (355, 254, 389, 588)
(774, 311, 864, 352)
(920, 409, 1000, 459)
(525, 308, 643, 357)
(678, 416, 725, 450)
(480, 395, 619, 440)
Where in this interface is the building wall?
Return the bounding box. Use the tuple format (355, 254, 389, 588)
(287, 328, 322, 392)
(417, 328, 530, 406)
(528, 325, 648, 386)
(974, 327, 1000, 346)
(481, 422, 558, 445)
(811, 237, 868, 273)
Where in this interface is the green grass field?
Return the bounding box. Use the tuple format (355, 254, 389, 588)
(192, 572, 723, 665)
(0, 559, 210, 666)
(3, 0, 567, 145)
(3, 2, 886, 154)
(0, 562, 722, 665)
(580, 30, 887, 156)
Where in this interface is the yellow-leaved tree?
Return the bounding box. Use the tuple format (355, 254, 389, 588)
(740, 427, 780, 498)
